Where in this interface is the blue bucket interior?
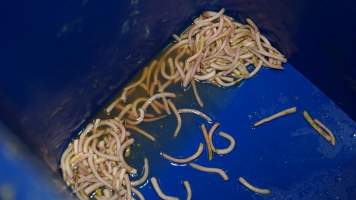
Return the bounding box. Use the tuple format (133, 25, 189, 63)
(1, 0, 356, 199)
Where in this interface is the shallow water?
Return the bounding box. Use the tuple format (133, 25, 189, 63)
(69, 59, 356, 200)
(119, 64, 356, 200)
(64, 18, 356, 199)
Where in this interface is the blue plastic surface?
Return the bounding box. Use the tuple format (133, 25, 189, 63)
(131, 64, 356, 200)
(1, 0, 356, 199)
(3, 0, 356, 171)
(0, 123, 70, 200)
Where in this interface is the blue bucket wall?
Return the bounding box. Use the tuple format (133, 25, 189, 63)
(1, 0, 355, 198)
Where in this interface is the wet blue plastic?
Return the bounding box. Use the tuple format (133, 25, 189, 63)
(1, 0, 356, 199)
(136, 64, 356, 200)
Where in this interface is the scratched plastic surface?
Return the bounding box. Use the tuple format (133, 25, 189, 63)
(2, 0, 356, 199)
(128, 63, 356, 200)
